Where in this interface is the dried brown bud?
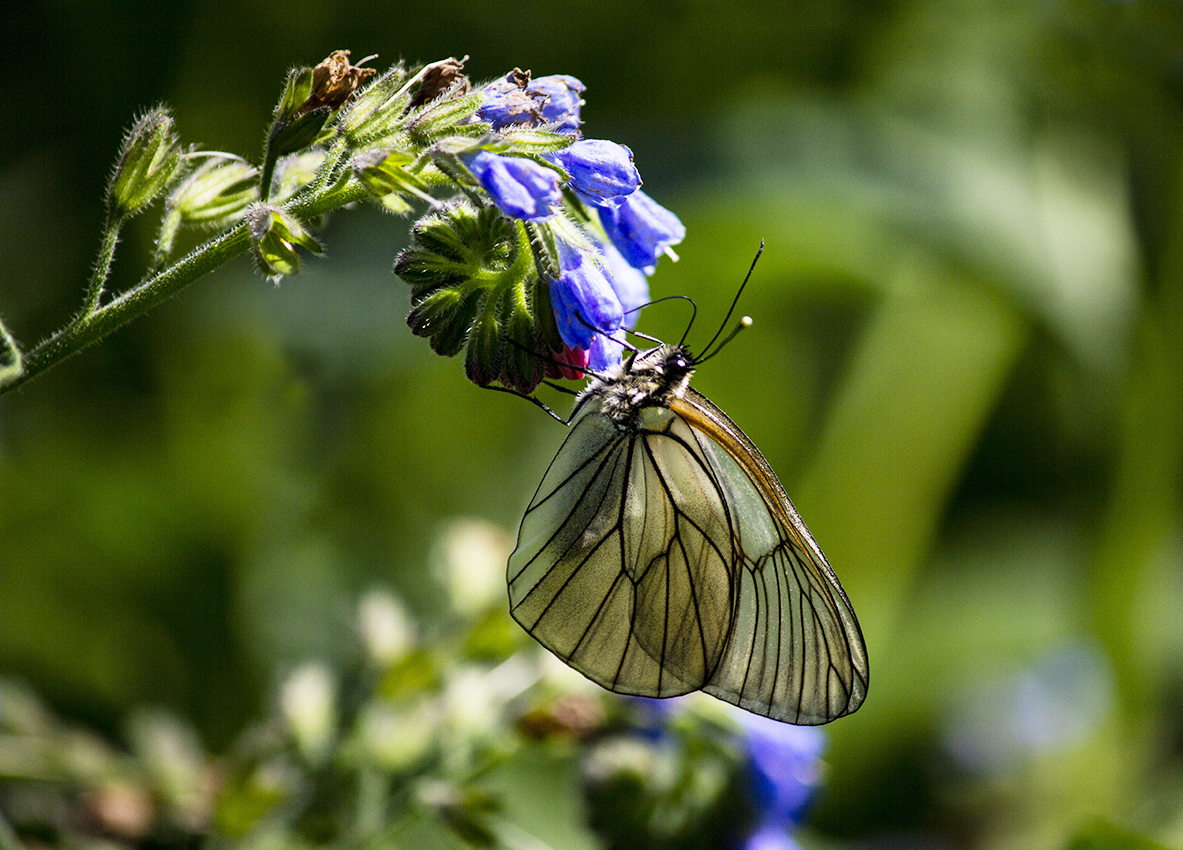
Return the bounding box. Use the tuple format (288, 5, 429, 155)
(297, 50, 377, 115)
(409, 56, 471, 108)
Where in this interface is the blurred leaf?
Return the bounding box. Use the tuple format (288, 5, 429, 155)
(1066, 818, 1173, 850)
(379, 650, 442, 701)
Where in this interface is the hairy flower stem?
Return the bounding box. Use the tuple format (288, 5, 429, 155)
(82, 214, 124, 314)
(0, 181, 369, 395)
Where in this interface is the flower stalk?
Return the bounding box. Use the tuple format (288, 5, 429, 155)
(0, 50, 684, 397)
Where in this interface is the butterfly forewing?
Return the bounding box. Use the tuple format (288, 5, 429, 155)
(675, 391, 869, 724)
(508, 398, 735, 698)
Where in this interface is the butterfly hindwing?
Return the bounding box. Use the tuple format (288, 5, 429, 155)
(677, 390, 869, 724)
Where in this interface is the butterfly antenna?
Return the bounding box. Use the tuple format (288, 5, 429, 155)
(572, 310, 636, 355)
(695, 316, 752, 364)
(624, 327, 663, 346)
(697, 240, 764, 359)
(623, 294, 697, 346)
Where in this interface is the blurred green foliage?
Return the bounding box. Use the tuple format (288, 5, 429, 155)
(4, 0, 1183, 848)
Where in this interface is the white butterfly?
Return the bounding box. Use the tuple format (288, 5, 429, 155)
(507, 333, 868, 725)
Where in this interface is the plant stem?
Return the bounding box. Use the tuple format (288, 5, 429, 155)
(82, 214, 124, 314)
(0, 180, 370, 396)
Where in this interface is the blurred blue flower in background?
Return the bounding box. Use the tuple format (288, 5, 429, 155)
(739, 714, 825, 850)
(942, 642, 1114, 775)
(461, 150, 562, 221)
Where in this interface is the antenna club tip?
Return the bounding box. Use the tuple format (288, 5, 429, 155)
(741, 316, 753, 327)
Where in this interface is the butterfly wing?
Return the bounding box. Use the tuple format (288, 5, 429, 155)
(674, 388, 869, 724)
(508, 397, 737, 698)
(508, 388, 868, 725)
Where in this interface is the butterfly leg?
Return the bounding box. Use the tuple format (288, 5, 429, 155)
(479, 383, 569, 424)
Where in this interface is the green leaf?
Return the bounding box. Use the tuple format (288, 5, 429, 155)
(277, 66, 315, 121)
(498, 128, 577, 153)
(353, 149, 432, 214)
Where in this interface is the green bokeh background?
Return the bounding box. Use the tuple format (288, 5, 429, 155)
(4, 0, 1183, 846)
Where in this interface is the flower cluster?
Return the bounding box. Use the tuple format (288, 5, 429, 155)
(580, 698, 826, 850)
(395, 65, 684, 390)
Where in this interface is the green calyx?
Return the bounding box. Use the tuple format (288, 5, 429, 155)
(396, 202, 555, 393)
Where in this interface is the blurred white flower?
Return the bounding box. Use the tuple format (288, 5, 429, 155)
(433, 518, 513, 616)
(354, 699, 437, 771)
(279, 663, 337, 764)
(357, 589, 415, 665)
(444, 656, 538, 739)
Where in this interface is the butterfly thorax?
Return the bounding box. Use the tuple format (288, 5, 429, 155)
(578, 344, 696, 430)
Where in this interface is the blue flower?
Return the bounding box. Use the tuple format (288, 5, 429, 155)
(476, 72, 538, 128)
(462, 150, 561, 221)
(743, 825, 802, 850)
(529, 75, 585, 133)
(587, 334, 624, 372)
(549, 231, 651, 372)
(550, 238, 624, 357)
(477, 71, 585, 133)
(551, 140, 641, 208)
(597, 238, 649, 324)
(598, 189, 686, 274)
(741, 715, 825, 828)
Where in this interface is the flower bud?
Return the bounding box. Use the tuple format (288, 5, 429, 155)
(530, 74, 585, 132)
(247, 204, 323, 280)
(551, 139, 640, 208)
(396, 201, 554, 392)
(461, 150, 562, 221)
(170, 157, 258, 226)
(109, 107, 183, 217)
(476, 69, 538, 128)
(476, 70, 585, 134)
(338, 64, 410, 145)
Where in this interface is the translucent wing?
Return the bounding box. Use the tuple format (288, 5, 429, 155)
(507, 388, 868, 725)
(676, 389, 869, 724)
(508, 397, 737, 698)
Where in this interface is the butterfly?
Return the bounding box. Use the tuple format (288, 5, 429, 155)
(506, 305, 869, 725)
